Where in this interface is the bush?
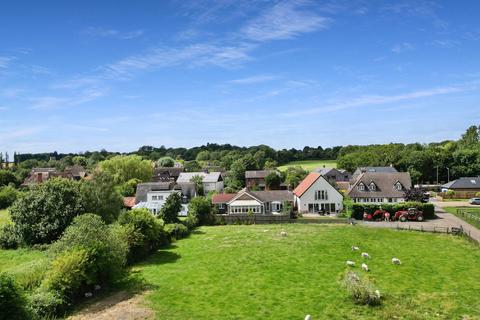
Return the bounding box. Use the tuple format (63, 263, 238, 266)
(164, 223, 189, 240)
(27, 288, 65, 320)
(351, 202, 435, 220)
(343, 271, 381, 306)
(0, 273, 30, 320)
(49, 214, 128, 285)
(118, 209, 169, 263)
(476, 191, 480, 197)
(0, 224, 20, 249)
(10, 259, 49, 291)
(0, 169, 17, 187)
(10, 178, 86, 245)
(187, 196, 215, 226)
(159, 193, 182, 223)
(0, 185, 18, 209)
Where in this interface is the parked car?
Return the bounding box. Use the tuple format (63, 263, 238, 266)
(393, 208, 424, 222)
(469, 198, 480, 205)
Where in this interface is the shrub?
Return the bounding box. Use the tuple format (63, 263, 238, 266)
(10, 178, 86, 245)
(0, 169, 17, 187)
(351, 202, 435, 220)
(476, 191, 480, 197)
(164, 223, 189, 240)
(0, 224, 20, 249)
(0, 273, 30, 320)
(118, 209, 169, 262)
(159, 193, 182, 223)
(187, 196, 215, 226)
(0, 185, 18, 209)
(49, 214, 128, 284)
(10, 259, 49, 291)
(343, 271, 381, 306)
(27, 288, 65, 320)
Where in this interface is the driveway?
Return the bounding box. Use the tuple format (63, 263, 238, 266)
(358, 206, 480, 243)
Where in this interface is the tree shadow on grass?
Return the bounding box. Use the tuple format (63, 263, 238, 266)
(135, 246, 182, 267)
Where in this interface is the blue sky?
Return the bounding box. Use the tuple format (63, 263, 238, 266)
(1, 0, 480, 155)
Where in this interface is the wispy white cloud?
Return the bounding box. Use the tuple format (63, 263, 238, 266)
(241, 0, 330, 42)
(429, 39, 459, 48)
(29, 88, 106, 110)
(82, 27, 145, 40)
(228, 74, 279, 84)
(392, 42, 414, 53)
(0, 56, 14, 68)
(282, 82, 480, 117)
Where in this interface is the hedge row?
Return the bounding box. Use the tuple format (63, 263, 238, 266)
(351, 202, 435, 220)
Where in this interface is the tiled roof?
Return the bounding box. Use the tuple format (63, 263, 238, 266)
(177, 172, 222, 183)
(245, 170, 276, 179)
(442, 177, 480, 189)
(348, 172, 412, 198)
(293, 172, 321, 197)
(212, 193, 236, 204)
(123, 197, 136, 208)
(252, 190, 293, 202)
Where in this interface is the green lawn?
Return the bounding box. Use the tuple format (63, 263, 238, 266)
(0, 248, 46, 274)
(444, 207, 480, 229)
(0, 209, 11, 226)
(278, 159, 337, 172)
(130, 224, 480, 319)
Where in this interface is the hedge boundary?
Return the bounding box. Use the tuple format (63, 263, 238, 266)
(351, 202, 435, 220)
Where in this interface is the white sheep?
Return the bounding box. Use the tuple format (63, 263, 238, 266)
(361, 263, 369, 272)
(280, 230, 288, 237)
(392, 257, 402, 265)
(304, 315, 312, 320)
(375, 290, 381, 299)
(361, 252, 371, 259)
(351, 246, 360, 251)
(84, 292, 93, 298)
(346, 260, 355, 267)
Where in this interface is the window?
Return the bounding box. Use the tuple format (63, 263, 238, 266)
(358, 183, 365, 191)
(315, 190, 328, 200)
(152, 195, 158, 201)
(395, 182, 402, 191)
(369, 182, 376, 191)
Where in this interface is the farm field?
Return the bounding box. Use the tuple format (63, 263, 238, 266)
(129, 224, 480, 320)
(277, 159, 337, 172)
(0, 209, 11, 226)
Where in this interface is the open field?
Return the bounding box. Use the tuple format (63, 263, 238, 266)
(0, 209, 11, 226)
(444, 207, 480, 230)
(128, 224, 480, 320)
(0, 248, 46, 274)
(278, 159, 337, 172)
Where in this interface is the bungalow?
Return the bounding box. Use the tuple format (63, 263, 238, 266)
(442, 177, 480, 194)
(215, 188, 294, 215)
(348, 172, 412, 204)
(133, 182, 188, 216)
(315, 167, 351, 182)
(293, 172, 344, 214)
(351, 166, 398, 182)
(245, 170, 286, 190)
(177, 171, 224, 196)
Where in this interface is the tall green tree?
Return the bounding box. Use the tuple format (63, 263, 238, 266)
(190, 175, 205, 196)
(99, 155, 153, 185)
(157, 156, 175, 167)
(159, 193, 182, 223)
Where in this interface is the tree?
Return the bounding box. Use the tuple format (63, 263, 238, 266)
(284, 166, 308, 188)
(187, 196, 214, 226)
(99, 155, 153, 185)
(190, 175, 205, 196)
(159, 193, 182, 223)
(184, 160, 202, 172)
(72, 156, 87, 167)
(404, 188, 426, 202)
(265, 172, 282, 190)
(81, 172, 124, 223)
(196, 151, 210, 162)
(10, 178, 86, 245)
(458, 125, 479, 148)
(157, 156, 175, 167)
(0, 170, 17, 187)
(264, 159, 278, 170)
(0, 186, 19, 209)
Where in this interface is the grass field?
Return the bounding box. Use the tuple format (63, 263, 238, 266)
(278, 159, 337, 172)
(0, 209, 11, 226)
(0, 248, 46, 274)
(130, 224, 480, 319)
(444, 207, 480, 229)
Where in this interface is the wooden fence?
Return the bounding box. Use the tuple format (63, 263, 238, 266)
(394, 222, 478, 245)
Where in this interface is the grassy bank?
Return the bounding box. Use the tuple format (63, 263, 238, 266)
(129, 224, 480, 319)
(278, 160, 337, 172)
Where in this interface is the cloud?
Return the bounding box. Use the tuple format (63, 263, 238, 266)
(82, 27, 145, 40)
(29, 88, 106, 110)
(392, 42, 414, 53)
(282, 82, 479, 117)
(241, 1, 330, 42)
(0, 56, 14, 68)
(429, 39, 459, 48)
(228, 74, 279, 84)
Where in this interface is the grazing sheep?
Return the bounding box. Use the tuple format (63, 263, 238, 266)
(361, 252, 371, 259)
(346, 260, 355, 267)
(84, 292, 93, 298)
(280, 230, 288, 237)
(351, 246, 360, 251)
(305, 315, 312, 320)
(392, 257, 402, 265)
(375, 290, 381, 299)
(361, 263, 369, 272)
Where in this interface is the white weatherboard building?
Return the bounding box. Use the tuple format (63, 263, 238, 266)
(176, 172, 224, 195)
(293, 173, 344, 214)
(133, 182, 188, 216)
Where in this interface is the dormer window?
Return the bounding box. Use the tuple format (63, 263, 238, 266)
(358, 183, 365, 191)
(395, 182, 402, 191)
(369, 182, 376, 191)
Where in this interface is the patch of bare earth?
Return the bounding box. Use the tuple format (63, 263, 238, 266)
(68, 291, 154, 320)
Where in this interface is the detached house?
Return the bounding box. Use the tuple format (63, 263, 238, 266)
(315, 167, 351, 182)
(22, 166, 89, 186)
(152, 167, 184, 182)
(245, 170, 286, 190)
(293, 172, 344, 214)
(176, 172, 224, 196)
(442, 177, 480, 196)
(348, 172, 411, 204)
(213, 188, 293, 215)
(133, 182, 188, 216)
(351, 166, 398, 182)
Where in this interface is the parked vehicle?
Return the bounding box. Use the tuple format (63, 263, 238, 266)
(364, 209, 388, 221)
(393, 208, 424, 222)
(469, 198, 480, 205)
